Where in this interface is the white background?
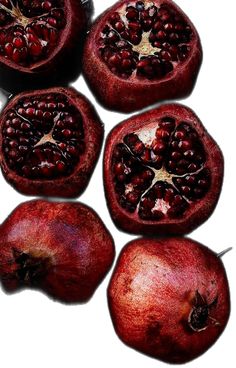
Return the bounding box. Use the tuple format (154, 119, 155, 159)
(0, 1, 235, 367)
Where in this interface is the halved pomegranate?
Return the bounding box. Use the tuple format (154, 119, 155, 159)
(104, 104, 223, 235)
(0, 87, 104, 197)
(0, 0, 89, 89)
(83, 0, 202, 112)
(108, 237, 230, 363)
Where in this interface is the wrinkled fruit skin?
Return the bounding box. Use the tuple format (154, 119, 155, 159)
(0, 200, 115, 303)
(108, 237, 230, 364)
(0, 87, 104, 197)
(104, 103, 223, 235)
(83, 0, 202, 113)
(0, 0, 89, 91)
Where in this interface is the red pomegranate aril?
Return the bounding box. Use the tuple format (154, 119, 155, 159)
(0, 87, 104, 198)
(83, 0, 202, 112)
(104, 104, 223, 235)
(29, 43, 43, 57)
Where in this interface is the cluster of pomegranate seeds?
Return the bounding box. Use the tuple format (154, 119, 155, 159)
(0, 0, 65, 66)
(112, 117, 211, 219)
(99, 1, 192, 79)
(2, 93, 85, 179)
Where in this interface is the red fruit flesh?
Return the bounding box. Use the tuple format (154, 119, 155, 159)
(0, 87, 104, 197)
(0, 200, 115, 303)
(108, 237, 230, 364)
(104, 104, 223, 235)
(83, 0, 202, 112)
(0, 0, 87, 83)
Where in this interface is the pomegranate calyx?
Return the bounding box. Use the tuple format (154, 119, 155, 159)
(188, 291, 219, 332)
(12, 247, 51, 286)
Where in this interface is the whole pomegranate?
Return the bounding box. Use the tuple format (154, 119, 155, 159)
(104, 103, 223, 235)
(0, 87, 104, 197)
(0, 200, 115, 303)
(0, 0, 90, 90)
(83, 0, 202, 112)
(108, 237, 230, 364)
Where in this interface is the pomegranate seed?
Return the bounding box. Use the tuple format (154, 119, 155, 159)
(181, 186, 191, 195)
(62, 129, 72, 138)
(5, 43, 13, 56)
(152, 140, 166, 154)
(56, 161, 66, 172)
(42, 1, 52, 11)
(114, 21, 125, 32)
(175, 130, 185, 139)
(129, 22, 141, 31)
(156, 30, 167, 40)
(130, 33, 141, 45)
(164, 188, 175, 202)
(171, 151, 182, 160)
(154, 184, 164, 199)
(29, 43, 43, 57)
(13, 37, 25, 48)
(9, 140, 18, 148)
(161, 50, 171, 61)
(109, 54, 121, 66)
(198, 179, 208, 188)
(179, 140, 192, 150)
(194, 188, 203, 197)
(156, 128, 169, 140)
(126, 7, 138, 20)
(141, 197, 155, 209)
(21, 122, 31, 130)
(188, 163, 198, 172)
(47, 17, 57, 27)
(141, 149, 151, 162)
(26, 108, 35, 117)
(49, 28, 58, 43)
(126, 192, 139, 204)
(6, 127, 15, 136)
(121, 58, 132, 69)
(142, 19, 153, 31)
(43, 111, 52, 119)
(12, 49, 21, 63)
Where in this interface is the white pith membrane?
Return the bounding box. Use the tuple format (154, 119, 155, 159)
(99, 0, 192, 79)
(0, 0, 66, 66)
(2, 92, 85, 179)
(112, 117, 211, 220)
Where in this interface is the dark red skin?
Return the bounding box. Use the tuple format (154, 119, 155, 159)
(0, 0, 87, 91)
(0, 200, 115, 303)
(104, 103, 224, 235)
(108, 237, 230, 364)
(0, 87, 104, 198)
(82, 0, 202, 113)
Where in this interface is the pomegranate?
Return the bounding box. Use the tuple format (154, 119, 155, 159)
(0, 87, 104, 197)
(0, 0, 89, 90)
(104, 104, 223, 235)
(0, 199, 115, 303)
(108, 237, 230, 364)
(83, 0, 202, 113)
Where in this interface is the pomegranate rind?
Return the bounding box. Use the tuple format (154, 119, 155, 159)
(82, 0, 202, 113)
(103, 103, 224, 235)
(0, 87, 104, 197)
(108, 237, 230, 363)
(0, 199, 115, 303)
